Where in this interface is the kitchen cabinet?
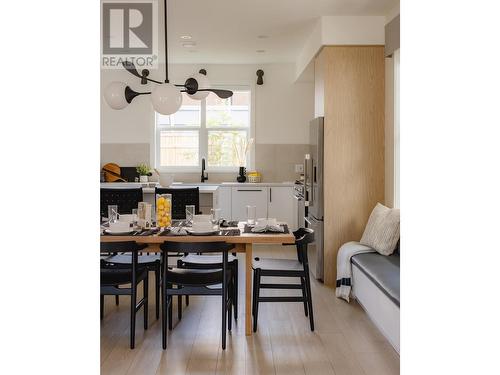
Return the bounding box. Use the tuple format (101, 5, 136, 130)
(231, 187, 268, 221)
(267, 186, 297, 230)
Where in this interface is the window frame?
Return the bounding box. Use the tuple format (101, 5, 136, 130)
(153, 85, 254, 173)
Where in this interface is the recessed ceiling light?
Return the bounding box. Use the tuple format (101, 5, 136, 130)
(256, 49, 266, 53)
(257, 35, 269, 39)
(182, 41, 197, 48)
(180, 35, 192, 40)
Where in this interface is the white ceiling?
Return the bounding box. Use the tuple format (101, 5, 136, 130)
(165, 0, 399, 64)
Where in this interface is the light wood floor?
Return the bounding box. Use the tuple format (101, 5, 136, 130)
(101, 245, 399, 375)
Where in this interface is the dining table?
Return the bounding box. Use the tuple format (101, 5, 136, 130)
(100, 221, 295, 336)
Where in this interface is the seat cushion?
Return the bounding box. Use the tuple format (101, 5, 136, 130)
(166, 268, 232, 286)
(101, 267, 148, 286)
(351, 253, 400, 306)
(105, 254, 160, 265)
(180, 254, 237, 266)
(252, 257, 304, 271)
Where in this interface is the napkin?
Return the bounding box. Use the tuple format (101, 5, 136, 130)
(169, 227, 188, 236)
(251, 223, 285, 233)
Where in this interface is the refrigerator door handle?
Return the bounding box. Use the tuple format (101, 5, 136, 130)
(310, 157, 314, 205)
(304, 154, 310, 205)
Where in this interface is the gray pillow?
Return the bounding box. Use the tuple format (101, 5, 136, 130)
(360, 203, 400, 255)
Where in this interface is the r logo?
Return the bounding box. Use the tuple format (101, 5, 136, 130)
(102, 2, 152, 54)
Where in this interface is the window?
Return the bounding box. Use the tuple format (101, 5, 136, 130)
(155, 89, 252, 172)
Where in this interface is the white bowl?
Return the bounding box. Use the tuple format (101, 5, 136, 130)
(119, 214, 134, 223)
(192, 222, 214, 232)
(159, 173, 174, 187)
(193, 214, 211, 223)
(109, 221, 131, 232)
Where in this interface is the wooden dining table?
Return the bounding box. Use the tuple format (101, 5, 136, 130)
(100, 222, 295, 336)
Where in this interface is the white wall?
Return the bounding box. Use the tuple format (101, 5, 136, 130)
(101, 63, 314, 146)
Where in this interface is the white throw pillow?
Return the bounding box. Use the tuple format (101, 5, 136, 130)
(360, 203, 400, 255)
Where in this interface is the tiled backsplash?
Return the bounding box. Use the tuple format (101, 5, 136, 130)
(101, 143, 308, 182)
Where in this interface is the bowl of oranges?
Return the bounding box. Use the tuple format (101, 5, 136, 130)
(156, 194, 172, 228)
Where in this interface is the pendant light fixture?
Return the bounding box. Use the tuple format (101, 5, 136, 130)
(103, 0, 233, 115)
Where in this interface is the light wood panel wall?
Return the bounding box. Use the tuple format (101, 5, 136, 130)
(318, 46, 385, 286)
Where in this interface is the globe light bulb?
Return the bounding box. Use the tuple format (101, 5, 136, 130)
(103, 81, 128, 110)
(188, 73, 210, 100)
(151, 83, 183, 115)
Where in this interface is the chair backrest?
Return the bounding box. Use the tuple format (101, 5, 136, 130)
(100, 188, 143, 218)
(293, 228, 314, 264)
(100, 241, 145, 272)
(155, 187, 200, 220)
(294, 228, 315, 246)
(160, 241, 234, 254)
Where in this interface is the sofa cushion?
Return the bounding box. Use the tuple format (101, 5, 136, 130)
(351, 253, 400, 307)
(360, 203, 400, 255)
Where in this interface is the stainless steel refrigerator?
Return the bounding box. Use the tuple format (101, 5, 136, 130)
(305, 117, 324, 280)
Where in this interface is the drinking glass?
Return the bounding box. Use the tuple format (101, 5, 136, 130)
(132, 208, 138, 228)
(246, 205, 256, 225)
(108, 205, 118, 223)
(186, 205, 195, 225)
(210, 208, 221, 230)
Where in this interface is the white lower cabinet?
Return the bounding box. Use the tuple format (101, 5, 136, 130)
(231, 187, 268, 221)
(268, 187, 297, 230)
(213, 185, 297, 227)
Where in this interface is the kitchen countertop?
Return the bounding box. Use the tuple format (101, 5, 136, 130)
(100, 181, 295, 194)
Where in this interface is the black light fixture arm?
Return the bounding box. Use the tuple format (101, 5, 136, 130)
(125, 86, 151, 104)
(163, 0, 169, 83)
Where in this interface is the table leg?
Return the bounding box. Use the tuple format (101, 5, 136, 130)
(245, 243, 253, 336)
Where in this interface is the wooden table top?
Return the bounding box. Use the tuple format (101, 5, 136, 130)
(100, 222, 295, 245)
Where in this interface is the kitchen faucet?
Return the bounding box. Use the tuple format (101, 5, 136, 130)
(201, 158, 208, 182)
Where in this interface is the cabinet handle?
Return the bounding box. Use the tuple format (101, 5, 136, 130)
(270, 187, 272, 202)
(237, 189, 262, 192)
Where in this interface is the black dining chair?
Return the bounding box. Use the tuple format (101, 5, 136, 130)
(252, 228, 315, 332)
(176, 253, 239, 321)
(159, 241, 235, 350)
(101, 241, 149, 349)
(155, 187, 201, 220)
(100, 187, 143, 219)
(100, 187, 161, 319)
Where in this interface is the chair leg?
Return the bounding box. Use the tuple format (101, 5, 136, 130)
(168, 295, 173, 331)
(178, 294, 182, 320)
(115, 295, 119, 305)
(233, 260, 238, 321)
(185, 295, 189, 306)
(228, 282, 233, 332)
(253, 269, 261, 333)
(304, 271, 315, 331)
(155, 265, 160, 320)
(221, 280, 227, 350)
(130, 283, 137, 349)
(143, 277, 149, 330)
(252, 269, 257, 318)
(162, 284, 167, 350)
(100, 294, 104, 320)
(300, 277, 309, 317)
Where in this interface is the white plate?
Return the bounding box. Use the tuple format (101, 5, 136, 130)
(186, 229, 219, 236)
(104, 229, 135, 235)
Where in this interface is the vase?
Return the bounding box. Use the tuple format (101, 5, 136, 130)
(237, 167, 247, 183)
(139, 175, 148, 183)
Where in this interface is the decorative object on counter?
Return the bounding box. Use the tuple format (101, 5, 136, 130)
(256, 69, 264, 85)
(185, 205, 195, 224)
(107, 205, 119, 223)
(136, 163, 151, 183)
(102, 163, 126, 182)
(156, 194, 172, 229)
(156, 170, 174, 187)
(137, 202, 153, 229)
(247, 171, 262, 183)
(234, 137, 254, 170)
(237, 167, 247, 183)
(102, 0, 233, 115)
